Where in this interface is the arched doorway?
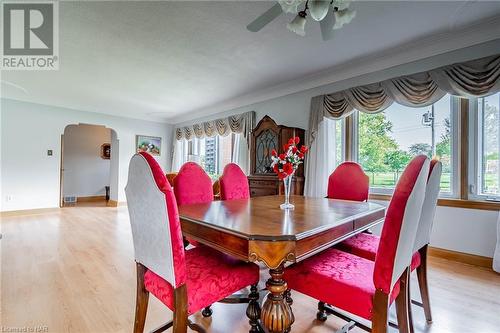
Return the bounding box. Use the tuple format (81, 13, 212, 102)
(59, 124, 119, 207)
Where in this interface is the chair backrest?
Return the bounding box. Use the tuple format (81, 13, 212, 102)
(219, 163, 250, 200)
(327, 162, 369, 201)
(125, 152, 186, 288)
(173, 162, 213, 205)
(413, 159, 442, 252)
(373, 155, 429, 294)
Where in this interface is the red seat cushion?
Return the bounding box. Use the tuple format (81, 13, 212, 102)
(144, 246, 259, 315)
(338, 233, 421, 271)
(284, 248, 400, 321)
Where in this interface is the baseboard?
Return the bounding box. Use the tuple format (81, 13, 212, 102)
(0, 207, 60, 217)
(77, 195, 106, 202)
(107, 200, 118, 207)
(428, 246, 493, 269)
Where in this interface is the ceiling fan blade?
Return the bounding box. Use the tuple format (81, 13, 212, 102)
(247, 3, 283, 32)
(320, 8, 335, 41)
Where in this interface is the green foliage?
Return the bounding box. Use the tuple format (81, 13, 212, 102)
(384, 150, 411, 172)
(358, 112, 397, 172)
(409, 143, 432, 157)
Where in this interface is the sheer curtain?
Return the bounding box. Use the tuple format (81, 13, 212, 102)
(171, 139, 187, 172)
(231, 133, 250, 174)
(304, 118, 337, 197)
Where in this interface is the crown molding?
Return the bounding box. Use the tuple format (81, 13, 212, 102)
(169, 14, 500, 125)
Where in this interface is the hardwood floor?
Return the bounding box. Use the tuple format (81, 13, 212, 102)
(2, 205, 500, 333)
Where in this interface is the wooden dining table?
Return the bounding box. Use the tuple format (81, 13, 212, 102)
(178, 195, 385, 333)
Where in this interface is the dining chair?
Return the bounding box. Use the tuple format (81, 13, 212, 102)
(125, 152, 261, 333)
(327, 162, 369, 201)
(338, 159, 442, 330)
(166, 172, 178, 187)
(284, 155, 430, 333)
(219, 163, 250, 200)
(174, 162, 214, 205)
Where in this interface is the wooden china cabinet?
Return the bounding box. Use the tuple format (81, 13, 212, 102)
(248, 116, 305, 197)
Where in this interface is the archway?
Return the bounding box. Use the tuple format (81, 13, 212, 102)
(59, 124, 119, 207)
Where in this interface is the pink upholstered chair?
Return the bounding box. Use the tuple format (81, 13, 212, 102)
(174, 162, 213, 206)
(337, 159, 442, 329)
(327, 162, 369, 201)
(125, 153, 261, 333)
(284, 155, 430, 333)
(219, 163, 250, 200)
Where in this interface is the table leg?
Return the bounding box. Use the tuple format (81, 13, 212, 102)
(261, 264, 295, 333)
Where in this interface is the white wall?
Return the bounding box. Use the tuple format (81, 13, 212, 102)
(173, 42, 500, 259)
(0, 99, 173, 211)
(62, 124, 111, 198)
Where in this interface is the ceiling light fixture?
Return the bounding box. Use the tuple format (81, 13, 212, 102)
(247, 0, 357, 41)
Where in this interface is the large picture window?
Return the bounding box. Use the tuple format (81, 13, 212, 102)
(184, 134, 235, 179)
(471, 92, 500, 200)
(354, 94, 458, 196)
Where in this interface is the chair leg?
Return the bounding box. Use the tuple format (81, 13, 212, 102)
(316, 301, 328, 322)
(417, 245, 432, 323)
(395, 268, 411, 333)
(371, 290, 389, 333)
(134, 263, 149, 333)
(408, 271, 414, 333)
(173, 285, 189, 333)
(246, 284, 261, 333)
(201, 306, 213, 317)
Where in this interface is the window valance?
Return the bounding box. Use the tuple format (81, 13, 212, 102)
(175, 111, 256, 142)
(309, 54, 500, 143)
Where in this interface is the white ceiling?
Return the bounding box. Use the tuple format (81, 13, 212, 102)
(2, 1, 500, 123)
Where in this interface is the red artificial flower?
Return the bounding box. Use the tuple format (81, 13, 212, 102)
(279, 153, 286, 160)
(300, 145, 308, 153)
(283, 143, 290, 151)
(271, 149, 277, 157)
(273, 164, 279, 173)
(278, 172, 287, 180)
(298, 152, 304, 159)
(288, 138, 295, 145)
(292, 146, 298, 153)
(294, 136, 300, 144)
(283, 163, 294, 175)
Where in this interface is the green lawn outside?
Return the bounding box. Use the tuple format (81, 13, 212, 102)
(367, 172, 499, 194)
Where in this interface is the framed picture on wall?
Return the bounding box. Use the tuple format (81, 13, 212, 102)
(101, 143, 111, 159)
(136, 135, 162, 156)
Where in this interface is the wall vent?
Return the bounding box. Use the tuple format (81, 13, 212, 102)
(63, 196, 77, 203)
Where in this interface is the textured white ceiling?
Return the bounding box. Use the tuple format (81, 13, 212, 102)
(2, 1, 500, 123)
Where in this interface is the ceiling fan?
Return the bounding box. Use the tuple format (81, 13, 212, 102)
(247, 0, 356, 41)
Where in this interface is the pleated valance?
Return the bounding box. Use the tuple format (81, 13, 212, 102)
(175, 111, 256, 143)
(309, 54, 500, 143)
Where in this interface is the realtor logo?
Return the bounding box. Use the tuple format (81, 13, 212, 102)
(1, 1, 59, 70)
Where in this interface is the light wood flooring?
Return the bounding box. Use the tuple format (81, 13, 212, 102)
(2, 205, 500, 333)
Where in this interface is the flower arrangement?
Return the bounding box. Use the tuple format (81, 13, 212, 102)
(270, 136, 308, 180)
(270, 136, 308, 210)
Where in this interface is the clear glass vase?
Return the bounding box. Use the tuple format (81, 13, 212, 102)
(280, 175, 295, 210)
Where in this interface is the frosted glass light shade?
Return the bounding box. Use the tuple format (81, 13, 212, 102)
(287, 12, 307, 36)
(279, 0, 305, 14)
(309, 0, 330, 21)
(333, 9, 356, 30)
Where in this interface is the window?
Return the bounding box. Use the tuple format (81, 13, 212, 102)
(471, 92, 500, 200)
(354, 94, 459, 196)
(185, 134, 234, 179)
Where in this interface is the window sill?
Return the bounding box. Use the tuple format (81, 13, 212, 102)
(368, 194, 500, 211)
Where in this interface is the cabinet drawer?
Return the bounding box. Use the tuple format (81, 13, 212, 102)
(250, 187, 277, 197)
(249, 179, 276, 188)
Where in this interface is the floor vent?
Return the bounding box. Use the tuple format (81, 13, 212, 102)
(63, 196, 77, 203)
